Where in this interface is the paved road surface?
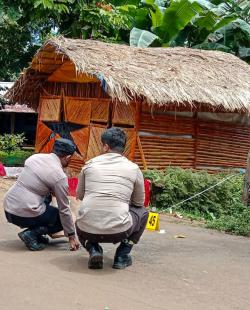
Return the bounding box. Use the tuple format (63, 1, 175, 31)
(0, 178, 250, 310)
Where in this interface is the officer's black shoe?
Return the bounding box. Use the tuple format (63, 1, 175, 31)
(18, 230, 46, 251)
(113, 254, 132, 269)
(112, 240, 133, 269)
(87, 243, 103, 269)
(33, 227, 49, 245)
(37, 235, 50, 245)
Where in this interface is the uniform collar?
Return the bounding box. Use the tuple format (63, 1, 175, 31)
(51, 152, 62, 167)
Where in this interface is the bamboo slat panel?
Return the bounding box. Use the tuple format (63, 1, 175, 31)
(135, 112, 196, 169)
(70, 127, 89, 159)
(40, 134, 60, 153)
(35, 121, 52, 152)
(64, 97, 91, 125)
(112, 102, 135, 126)
(134, 135, 195, 169)
(86, 125, 107, 160)
(68, 153, 85, 173)
(196, 121, 250, 169)
(140, 113, 195, 135)
(91, 99, 110, 123)
(123, 128, 136, 160)
(39, 96, 61, 122)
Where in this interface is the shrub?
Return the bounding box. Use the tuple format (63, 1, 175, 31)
(143, 167, 250, 236)
(0, 133, 26, 153)
(0, 150, 33, 166)
(206, 208, 250, 237)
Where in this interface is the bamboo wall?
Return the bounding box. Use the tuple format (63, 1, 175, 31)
(35, 82, 250, 173)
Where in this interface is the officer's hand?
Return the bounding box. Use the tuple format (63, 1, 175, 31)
(69, 235, 80, 251)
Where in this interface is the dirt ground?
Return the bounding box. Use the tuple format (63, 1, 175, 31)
(0, 178, 250, 310)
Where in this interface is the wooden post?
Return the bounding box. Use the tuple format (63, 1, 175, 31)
(10, 113, 15, 134)
(130, 101, 141, 161)
(243, 151, 250, 206)
(193, 111, 198, 169)
(137, 135, 147, 170)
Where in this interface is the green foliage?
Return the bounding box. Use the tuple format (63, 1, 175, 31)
(0, 0, 135, 80)
(130, 27, 159, 47)
(154, 0, 204, 45)
(207, 208, 250, 236)
(0, 133, 26, 153)
(0, 0, 60, 80)
(0, 150, 33, 166)
(0, 0, 250, 80)
(33, 0, 74, 13)
(128, 0, 250, 62)
(57, 1, 134, 42)
(143, 167, 250, 236)
(0, 133, 32, 166)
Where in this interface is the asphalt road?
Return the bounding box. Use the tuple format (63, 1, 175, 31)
(0, 178, 250, 310)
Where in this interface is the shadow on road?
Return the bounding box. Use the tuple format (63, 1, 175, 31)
(49, 253, 117, 275)
(0, 238, 69, 252)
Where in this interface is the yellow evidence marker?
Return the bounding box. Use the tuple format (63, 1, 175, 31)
(146, 212, 160, 231)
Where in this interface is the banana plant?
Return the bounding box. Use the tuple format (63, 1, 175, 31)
(128, 0, 250, 62)
(129, 0, 217, 47)
(201, 18, 250, 60)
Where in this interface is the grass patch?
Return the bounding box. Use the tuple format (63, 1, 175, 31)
(0, 150, 33, 166)
(206, 209, 250, 236)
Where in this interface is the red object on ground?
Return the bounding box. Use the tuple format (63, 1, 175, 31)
(68, 177, 151, 207)
(144, 179, 151, 207)
(0, 163, 6, 176)
(68, 177, 78, 197)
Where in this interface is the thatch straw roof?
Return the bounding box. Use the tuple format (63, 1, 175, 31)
(6, 36, 250, 112)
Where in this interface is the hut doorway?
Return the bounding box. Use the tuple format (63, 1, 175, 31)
(0, 111, 37, 146)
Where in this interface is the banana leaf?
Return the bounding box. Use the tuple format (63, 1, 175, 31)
(239, 46, 250, 58)
(193, 42, 231, 52)
(129, 27, 160, 46)
(153, 0, 205, 44)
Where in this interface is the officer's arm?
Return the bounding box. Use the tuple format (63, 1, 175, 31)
(54, 178, 75, 237)
(130, 169, 145, 208)
(76, 168, 85, 201)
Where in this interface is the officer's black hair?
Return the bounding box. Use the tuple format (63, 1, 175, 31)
(101, 127, 127, 154)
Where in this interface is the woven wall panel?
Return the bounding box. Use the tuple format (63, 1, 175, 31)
(39, 96, 61, 122)
(70, 127, 89, 159)
(140, 113, 195, 135)
(112, 102, 135, 126)
(35, 121, 52, 152)
(40, 134, 60, 153)
(64, 97, 92, 125)
(68, 153, 85, 173)
(86, 125, 107, 160)
(123, 128, 136, 160)
(91, 99, 110, 123)
(196, 121, 250, 169)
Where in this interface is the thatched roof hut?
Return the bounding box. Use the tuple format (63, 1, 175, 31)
(6, 36, 250, 172)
